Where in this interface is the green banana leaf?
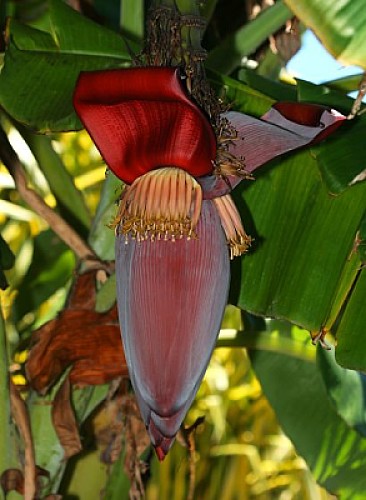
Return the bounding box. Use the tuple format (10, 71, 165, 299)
(95, 273, 117, 313)
(335, 269, 366, 371)
(250, 329, 366, 500)
(284, 0, 366, 69)
(0, 0, 133, 132)
(232, 156, 365, 329)
(120, 0, 144, 40)
(317, 346, 366, 436)
(206, 0, 292, 74)
(238, 68, 298, 102)
(13, 230, 75, 325)
(205, 75, 366, 374)
(28, 376, 109, 495)
(323, 74, 364, 93)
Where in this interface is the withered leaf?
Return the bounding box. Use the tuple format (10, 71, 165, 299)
(271, 18, 301, 65)
(66, 268, 98, 311)
(0, 468, 24, 495)
(0, 467, 54, 498)
(122, 396, 151, 499)
(93, 390, 150, 497)
(52, 378, 82, 459)
(26, 271, 128, 393)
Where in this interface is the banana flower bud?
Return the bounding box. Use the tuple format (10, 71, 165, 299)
(74, 67, 345, 459)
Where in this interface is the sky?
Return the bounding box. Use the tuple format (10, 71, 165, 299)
(286, 29, 362, 85)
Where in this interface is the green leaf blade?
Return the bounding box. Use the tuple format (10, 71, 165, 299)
(251, 334, 366, 499)
(206, 1, 292, 74)
(317, 346, 366, 437)
(233, 152, 366, 332)
(284, 0, 366, 69)
(0, 1, 133, 132)
(336, 269, 366, 371)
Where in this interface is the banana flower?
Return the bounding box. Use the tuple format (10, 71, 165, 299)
(74, 67, 344, 459)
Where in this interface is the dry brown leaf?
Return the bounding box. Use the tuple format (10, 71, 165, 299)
(122, 396, 151, 499)
(270, 18, 301, 64)
(51, 378, 82, 459)
(24, 270, 129, 466)
(93, 390, 151, 498)
(66, 269, 97, 311)
(26, 271, 128, 393)
(0, 466, 54, 498)
(0, 468, 24, 495)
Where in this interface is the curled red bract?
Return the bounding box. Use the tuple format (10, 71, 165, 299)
(73, 67, 217, 184)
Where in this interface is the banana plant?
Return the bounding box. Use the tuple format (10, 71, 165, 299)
(0, 0, 366, 498)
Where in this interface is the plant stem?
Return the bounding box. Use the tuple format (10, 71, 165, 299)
(18, 126, 91, 234)
(175, 0, 202, 52)
(143, 0, 223, 126)
(143, 0, 245, 176)
(10, 380, 37, 500)
(0, 311, 20, 483)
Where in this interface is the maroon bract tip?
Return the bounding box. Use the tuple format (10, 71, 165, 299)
(270, 102, 345, 145)
(155, 446, 166, 462)
(149, 419, 175, 461)
(272, 102, 326, 127)
(73, 67, 217, 184)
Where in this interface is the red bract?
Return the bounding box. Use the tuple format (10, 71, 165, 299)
(115, 200, 230, 459)
(73, 67, 217, 184)
(112, 166, 249, 460)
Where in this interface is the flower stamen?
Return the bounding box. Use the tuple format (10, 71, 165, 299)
(213, 194, 252, 259)
(214, 118, 253, 180)
(114, 167, 203, 242)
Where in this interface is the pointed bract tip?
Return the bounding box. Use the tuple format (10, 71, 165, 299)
(154, 445, 167, 462)
(149, 418, 176, 461)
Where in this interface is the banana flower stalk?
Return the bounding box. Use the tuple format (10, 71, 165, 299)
(74, 67, 344, 459)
